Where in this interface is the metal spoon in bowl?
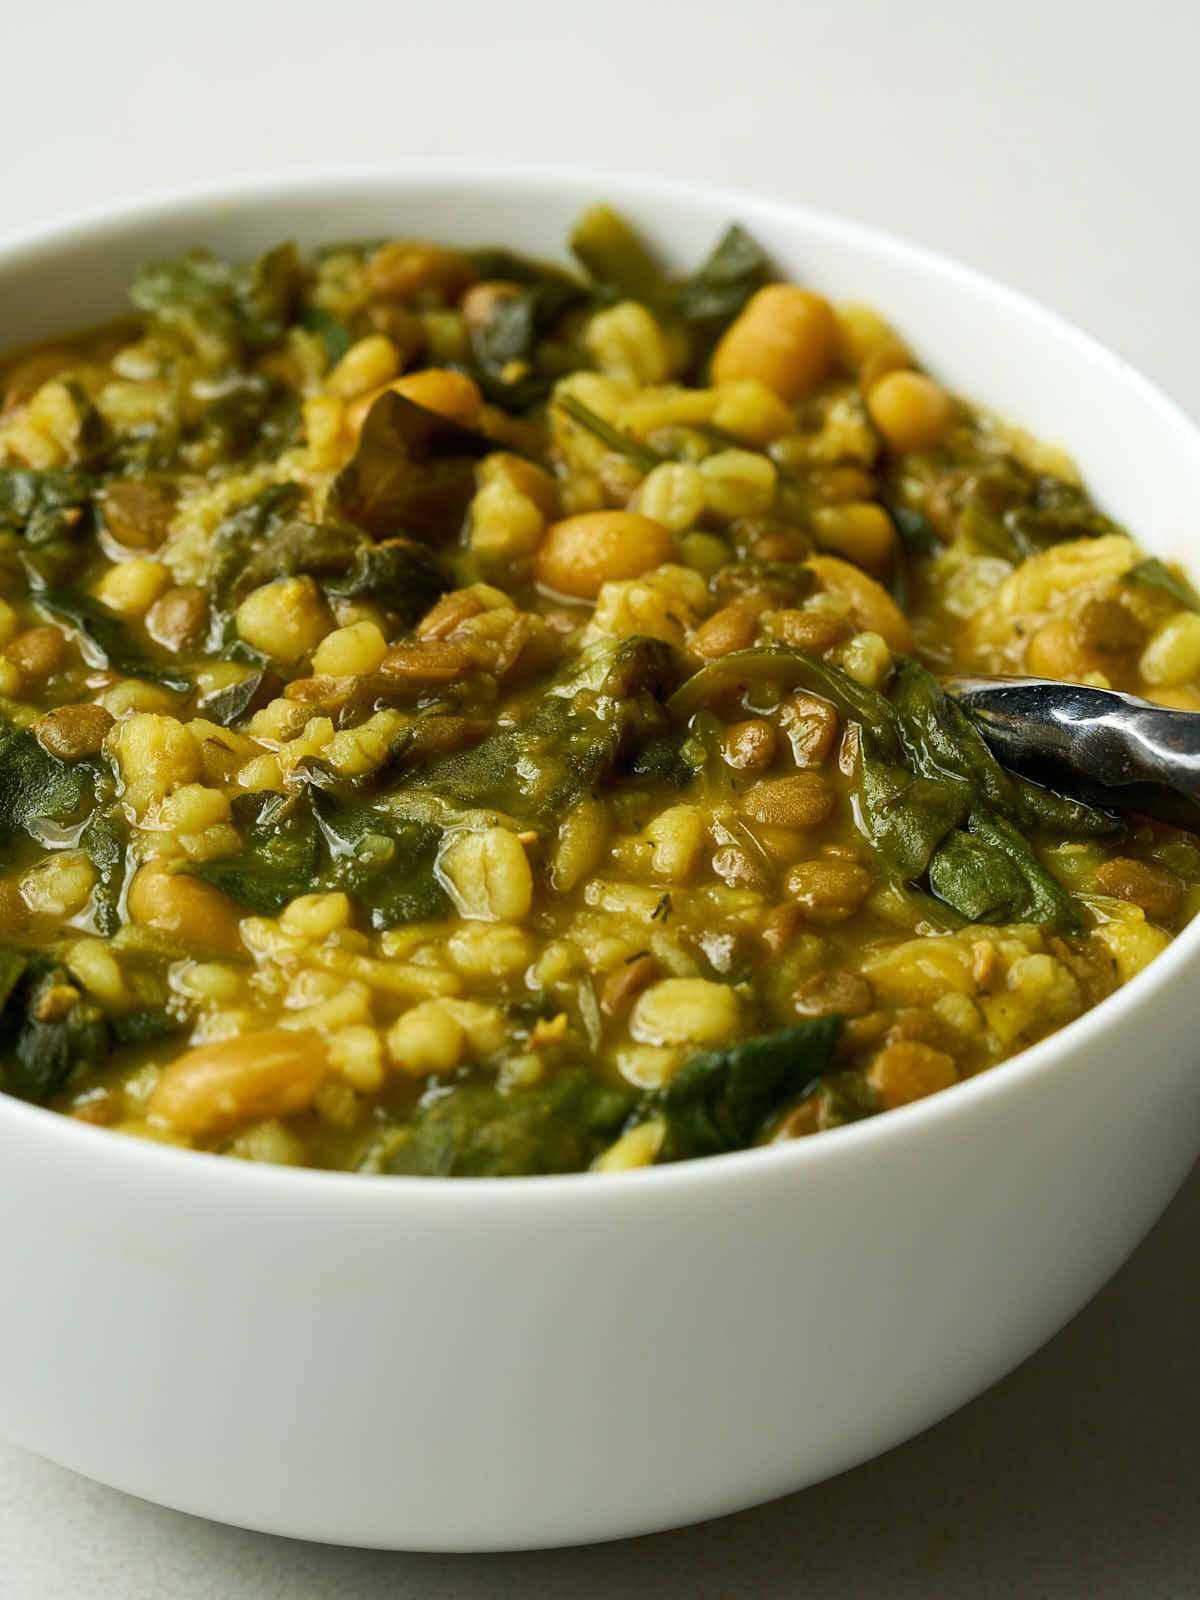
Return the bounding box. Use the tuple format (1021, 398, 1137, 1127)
(943, 675, 1200, 832)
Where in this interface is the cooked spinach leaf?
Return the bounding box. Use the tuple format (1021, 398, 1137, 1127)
(0, 953, 109, 1105)
(314, 791, 448, 929)
(321, 536, 448, 623)
(205, 483, 307, 611)
(80, 807, 125, 937)
(470, 270, 587, 411)
(110, 1009, 187, 1049)
(327, 389, 495, 542)
(0, 466, 95, 546)
(0, 720, 95, 858)
(926, 826, 1036, 923)
(298, 301, 353, 365)
(194, 785, 448, 929)
(404, 636, 674, 824)
(1124, 557, 1200, 613)
(384, 1069, 638, 1177)
(552, 394, 663, 474)
(667, 645, 1107, 924)
(570, 204, 672, 313)
(130, 242, 299, 362)
(675, 223, 770, 328)
(655, 1015, 842, 1161)
(192, 790, 322, 916)
(197, 669, 275, 728)
(954, 460, 1124, 563)
(35, 588, 190, 693)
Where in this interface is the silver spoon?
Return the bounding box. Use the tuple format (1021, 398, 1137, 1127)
(943, 675, 1200, 832)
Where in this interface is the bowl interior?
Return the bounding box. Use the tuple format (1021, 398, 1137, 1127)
(1, 162, 1200, 1191)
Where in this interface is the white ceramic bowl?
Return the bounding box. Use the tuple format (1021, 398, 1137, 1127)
(1, 165, 1199, 1552)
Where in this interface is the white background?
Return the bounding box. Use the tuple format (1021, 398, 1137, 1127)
(2, 1, 1199, 1593)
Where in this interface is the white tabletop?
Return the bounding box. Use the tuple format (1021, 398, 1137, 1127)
(3, 0, 1199, 1591)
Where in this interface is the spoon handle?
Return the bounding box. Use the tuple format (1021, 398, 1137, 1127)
(942, 674, 1200, 831)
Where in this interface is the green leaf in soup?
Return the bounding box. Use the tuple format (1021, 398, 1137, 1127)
(926, 828, 1034, 923)
(569, 205, 672, 313)
(1123, 557, 1200, 614)
(470, 272, 588, 411)
(204, 482, 307, 612)
(34, 588, 190, 693)
(0, 720, 96, 857)
(225, 518, 364, 605)
(551, 394, 664, 474)
(946, 809, 1082, 932)
(197, 668, 276, 729)
(856, 734, 971, 881)
(889, 657, 1116, 837)
(890, 657, 1019, 813)
(80, 806, 126, 937)
(675, 223, 770, 328)
(326, 389, 495, 542)
(404, 636, 674, 825)
(110, 1009, 187, 1049)
(655, 1015, 842, 1162)
(313, 791, 448, 930)
(192, 790, 323, 916)
(298, 302, 353, 366)
(0, 466, 95, 547)
(321, 536, 448, 625)
(384, 1069, 638, 1177)
(0, 954, 110, 1105)
(130, 242, 299, 362)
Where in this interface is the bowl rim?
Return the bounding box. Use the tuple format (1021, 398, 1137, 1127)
(2, 157, 1199, 1204)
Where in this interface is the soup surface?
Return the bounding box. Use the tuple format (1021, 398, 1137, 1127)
(1, 207, 1197, 1174)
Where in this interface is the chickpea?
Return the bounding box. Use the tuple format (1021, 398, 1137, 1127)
(150, 1030, 329, 1137)
(722, 718, 777, 771)
(866, 1039, 958, 1110)
(327, 334, 400, 400)
(810, 503, 896, 575)
(536, 511, 674, 600)
(126, 867, 244, 951)
(690, 601, 758, 660)
(312, 621, 388, 677)
(476, 452, 560, 519)
(346, 369, 484, 433)
(866, 371, 952, 452)
(146, 585, 209, 652)
(365, 241, 475, 303)
(1024, 617, 1102, 682)
(711, 284, 838, 402)
(805, 554, 914, 652)
(33, 702, 114, 761)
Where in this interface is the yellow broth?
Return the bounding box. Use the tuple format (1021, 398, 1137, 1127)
(0, 208, 1197, 1175)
